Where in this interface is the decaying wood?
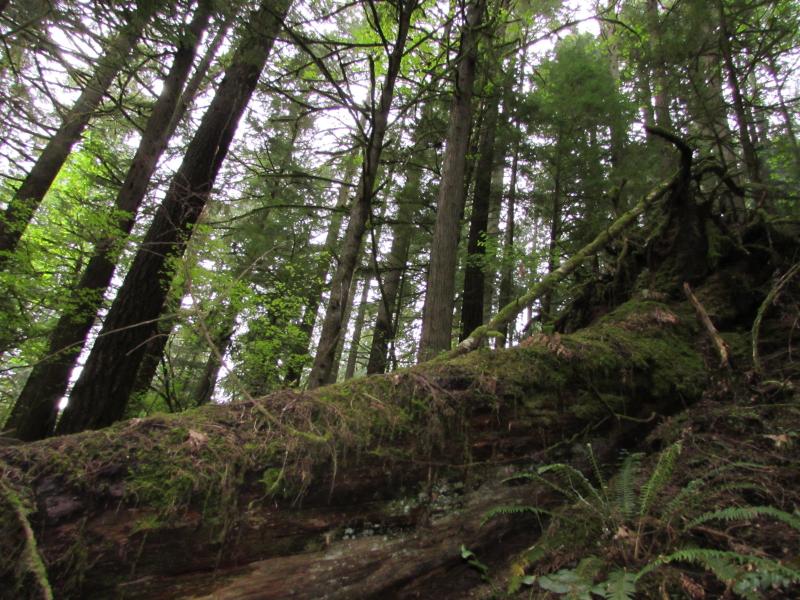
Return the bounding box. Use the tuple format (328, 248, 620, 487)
(0, 298, 713, 599)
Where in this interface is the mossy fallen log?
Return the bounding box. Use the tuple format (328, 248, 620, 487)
(0, 298, 711, 599)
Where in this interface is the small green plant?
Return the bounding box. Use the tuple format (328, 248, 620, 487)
(460, 545, 490, 580)
(485, 442, 800, 598)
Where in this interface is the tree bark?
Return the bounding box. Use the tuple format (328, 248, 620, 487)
(366, 161, 423, 374)
(646, 0, 672, 130)
(344, 273, 371, 380)
(498, 135, 520, 346)
(460, 93, 500, 341)
(0, 292, 715, 599)
(307, 1, 417, 388)
(193, 303, 237, 405)
(4, 1, 214, 442)
(284, 157, 358, 385)
(717, 1, 761, 185)
(418, 0, 487, 361)
(541, 134, 563, 321)
(54, 0, 291, 435)
(0, 0, 159, 266)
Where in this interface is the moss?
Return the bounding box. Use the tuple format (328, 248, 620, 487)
(0, 297, 716, 596)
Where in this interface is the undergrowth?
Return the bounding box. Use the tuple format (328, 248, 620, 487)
(474, 395, 800, 599)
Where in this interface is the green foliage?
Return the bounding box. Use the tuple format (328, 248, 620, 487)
(638, 440, 681, 517)
(637, 549, 800, 600)
(480, 504, 553, 526)
(460, 545, 490, 580)
(487, 440, 800, 598)
(686, 505, 800, 532)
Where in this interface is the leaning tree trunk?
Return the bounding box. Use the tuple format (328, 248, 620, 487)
(54, 0, 291, 435)
(4, 1, 214, 441)
(0, 0, 159, 266)
(0, 291, 722, 599)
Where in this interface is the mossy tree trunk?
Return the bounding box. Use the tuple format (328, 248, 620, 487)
(0, 294, 720, 599)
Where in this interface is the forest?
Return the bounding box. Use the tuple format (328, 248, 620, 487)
(0, 0, 799, 597)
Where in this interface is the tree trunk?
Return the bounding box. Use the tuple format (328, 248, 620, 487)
(498, 136, 520, 346)
(125, 273, 190, 412)
(0, 0, 159, 266)
(366, 161, 423, 375)
(541, 135, 563, 322)
(767, 55, 800, 172)
(284, 157, 358, 385)
(4, 1, 214, 442)
(344, 273, 371, 380)
(460, 92, 500, 341)
(306, 1, 416, 388)
(418, 0, 487, 361)
(329, 271, 359, 384)
(598, 5, 625, 169)
(646, 0, 671, 130)
(0, 292, 717, 599)
(717, 1, 761, 185)
(54, 0, 291, 435)
(193, 303, 237, 405)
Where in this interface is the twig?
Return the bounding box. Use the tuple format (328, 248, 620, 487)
(683, 282, 730, 369)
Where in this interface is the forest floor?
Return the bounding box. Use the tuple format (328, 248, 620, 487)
(462, 373, 800, 599)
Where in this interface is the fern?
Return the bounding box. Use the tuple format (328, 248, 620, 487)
(481, 505, 553, 526)
(586, 443, 609, 501)
(537, 462, 606, 507)
(639, 441, 682, 517)
(504, 470, 576, 501)
(661, 477, 705, 520)
(687, 505, 800, 531)
(611, 452, 642, 519)
(637, 547, 800, 599)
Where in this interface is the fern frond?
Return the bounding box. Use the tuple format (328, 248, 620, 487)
(481, 505, 553, 526)
(662, 478, 705, 520)
(587, 443, 609, 499)
(537, 463, 606, 506)
(502, 472, 538, 484)
(687, 505, 800, 531)
(503, 470, 574, 500)
(639, 441, 682, 517)
(707, 481, 770, 498)
(637, 548, 800, 589)
(611, 452, 642, 518)
(700, 460, 770, 480)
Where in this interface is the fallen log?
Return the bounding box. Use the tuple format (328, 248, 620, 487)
(0, 298, 711, 598)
